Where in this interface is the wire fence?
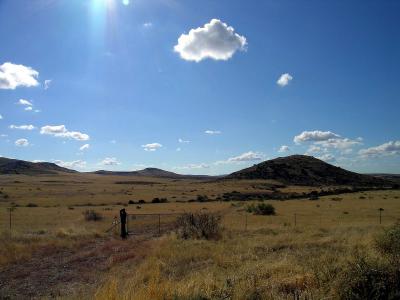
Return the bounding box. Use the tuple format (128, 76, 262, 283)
(1, 205, 399, 237)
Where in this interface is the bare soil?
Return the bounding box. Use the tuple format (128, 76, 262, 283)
(0, 236, 154, 299)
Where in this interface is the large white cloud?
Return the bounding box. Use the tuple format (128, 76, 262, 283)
(9, 124, 35, 130)
(0, 62, 39, 89)
(142, 143, 162, 151)
(294, 130, 341, 144)
(40, 125, 89, 141)
(15, 138, 29, 147)
(359, 141, 400, 158)
(277, 73, 293, 87)
(174, 19, 247, 62)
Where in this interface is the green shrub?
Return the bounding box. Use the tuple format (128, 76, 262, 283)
(247, 203, 276, 215)
(175, 213, 222, 240)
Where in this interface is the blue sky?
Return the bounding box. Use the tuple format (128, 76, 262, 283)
(0, 0, 399, 174)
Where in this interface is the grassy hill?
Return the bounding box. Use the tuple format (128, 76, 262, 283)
(0, 157, 76, 175)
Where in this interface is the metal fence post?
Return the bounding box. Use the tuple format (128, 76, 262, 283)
(245, 214, 248, 231)
(294, 213, 297, 226)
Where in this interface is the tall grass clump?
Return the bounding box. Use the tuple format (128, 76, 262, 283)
(175, 212, 222, 240)
(338, 223, 400, 299)
(83, 210, 103, 221)
(375, 222, 400, 263)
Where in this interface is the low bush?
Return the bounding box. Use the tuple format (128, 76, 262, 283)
(26, 203, 38, 207)
(175, 212, 222, 240)
(138, 200, 146, 204)
(196, 195, 209, 202)
(375, 222, 400, 263)
(83, 210, 103, 221)
(151, 197, 168, 203)
(128, 200, 135, 205)
(338, 253, 399, 300)
(247, 203, 276, 215)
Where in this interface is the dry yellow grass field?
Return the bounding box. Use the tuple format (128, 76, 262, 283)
(0, 173, 399, 299)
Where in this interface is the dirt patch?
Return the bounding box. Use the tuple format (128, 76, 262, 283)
(0, 236, 154, 299)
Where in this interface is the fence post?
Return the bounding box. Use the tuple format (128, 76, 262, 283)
(158, 214, 161, 235)
(294, 213, 297, 227)
(245, 214, 248, 231)
(379, 208, 384, 225)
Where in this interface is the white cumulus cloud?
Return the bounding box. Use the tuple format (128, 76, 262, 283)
(277, 73, 293, 87)
(217, 151, 265, 164)
(174, 19, 247, 62)
(359, 141, 400, 158)
(0, 62, 39, 90)
(9, 124, 35, 130)
(278, 145, 290, 153)
(142, 143, 162, 151)
(15, 138, 29, 147)
(40, 125, 89, 141)
(294, 130, 341, 144)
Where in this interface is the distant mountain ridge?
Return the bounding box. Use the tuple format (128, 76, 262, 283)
(226, 155, 393, 187)
(93, 168, 216, 180)
(0, 157, 76, 175)
(0, 156, 396, 187)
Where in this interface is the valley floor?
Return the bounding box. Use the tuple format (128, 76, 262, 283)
(0, 174, 399, 299)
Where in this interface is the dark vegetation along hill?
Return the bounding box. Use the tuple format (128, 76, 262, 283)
(226, 155, 394, 187)
(0, 157, 76, 175)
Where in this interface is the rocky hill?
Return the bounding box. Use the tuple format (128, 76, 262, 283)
(227, 155, 393, 187)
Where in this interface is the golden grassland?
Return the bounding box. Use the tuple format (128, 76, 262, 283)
(0, 173, 399, 299)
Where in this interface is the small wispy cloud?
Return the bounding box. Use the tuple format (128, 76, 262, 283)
(205, 130, 221, 135)
(79, 144, 90, 151)
(100, 157, 120, 166)
(44, 79, 52, 90)
(15, 138, 29, 147)
(142, 143, 162, 151)
(9, 124, 36, 130)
